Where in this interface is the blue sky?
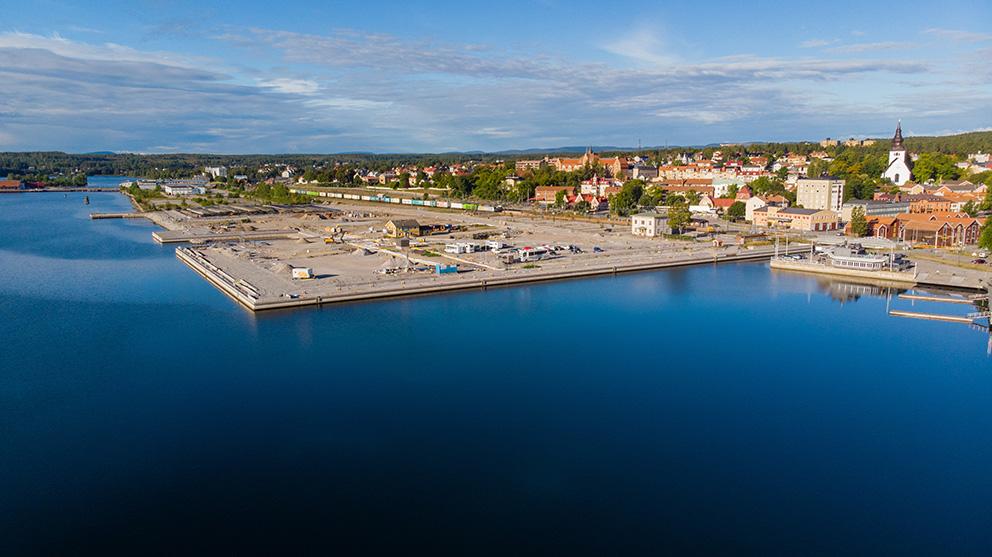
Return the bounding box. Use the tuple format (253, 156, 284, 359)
(1, 0, 990, 153)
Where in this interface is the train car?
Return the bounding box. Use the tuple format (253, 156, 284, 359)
(390, 198, 401, 204)
(450, 202, 464, 209)
(409, 199, 422, 206)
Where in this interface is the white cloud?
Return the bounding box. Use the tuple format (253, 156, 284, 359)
(601, 28, 677, 65)
(259, 78, 319, 95)
(826, 41, 904, 54)
(924, 28, 992, 43)
(0, 26, 984, 153)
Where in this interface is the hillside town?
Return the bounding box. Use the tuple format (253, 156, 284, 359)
(4, 123, 992, 311)
(22, 121, 980, 250)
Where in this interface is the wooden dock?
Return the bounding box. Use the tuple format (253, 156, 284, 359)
(898, 293, 974, 305)
(889, 310, 975, 324)
(90, 213, 147, 220)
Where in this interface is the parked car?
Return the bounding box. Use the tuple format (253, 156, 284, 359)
(972, 259, 987, 265)
(593, 246, 604, 253)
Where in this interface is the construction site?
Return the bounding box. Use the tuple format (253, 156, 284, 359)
(144, 198, 786, 311)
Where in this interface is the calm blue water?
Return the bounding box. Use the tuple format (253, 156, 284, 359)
(86, 175, 135, 188)
(2, 192, 991, 555)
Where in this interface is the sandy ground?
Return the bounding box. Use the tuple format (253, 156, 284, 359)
(172, 200, 750, 300)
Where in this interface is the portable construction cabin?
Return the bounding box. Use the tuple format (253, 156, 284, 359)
(435, 264, 459, 275)
(291, 267, 315, 279)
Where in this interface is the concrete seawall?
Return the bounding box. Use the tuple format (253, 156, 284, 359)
(179, 245, 808, 312)
(770, 258, 918, 285)
(770, 258, 987, 291)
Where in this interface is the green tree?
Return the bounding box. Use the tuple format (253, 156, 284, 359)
(979, 220, 992, 251)
(913, 153, 961, 183)
(980, 187, 992, 212)
(806, 159, 830, 178)
(963, 201, 978, 217)
(726, 201, 746, 221)
(850, 206, 869, 237)
(667, 203, 691, 234)
(608, 180, 644, 216)
(554, 189, 567, 209)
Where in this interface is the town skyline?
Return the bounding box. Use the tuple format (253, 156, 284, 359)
(2, 0, 991, 153)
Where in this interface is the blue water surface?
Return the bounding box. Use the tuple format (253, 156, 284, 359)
(1, 192, 990, 555)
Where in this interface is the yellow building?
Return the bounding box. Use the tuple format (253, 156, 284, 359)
(385, 219, 422, 238)
(753, 206, 838, 232)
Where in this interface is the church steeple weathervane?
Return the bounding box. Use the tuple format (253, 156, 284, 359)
(892, 120, 904, 150)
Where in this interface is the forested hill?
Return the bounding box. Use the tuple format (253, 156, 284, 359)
(899, 131, 992, 154)
(2, 130, 991, 180)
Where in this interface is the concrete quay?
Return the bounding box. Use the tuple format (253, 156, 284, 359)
(178, 245, 807, 312)
(770, 257, 989, 291)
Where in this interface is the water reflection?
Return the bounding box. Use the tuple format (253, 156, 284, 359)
(814, 278, 907, 304)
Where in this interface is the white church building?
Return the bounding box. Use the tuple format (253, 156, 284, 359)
(882, 121, 913, 186)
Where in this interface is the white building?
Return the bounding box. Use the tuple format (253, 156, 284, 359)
(204, 166, 228, 179)
(711, 177, 746, 198)
(631, 212, 666, 237)
(796, 176, 844, 213)
(163, 184, 206, 196)
(745, 196, 767, 222)
(882, 121, 913, 186)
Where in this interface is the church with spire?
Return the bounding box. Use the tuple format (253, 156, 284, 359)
(882, 121, 913, 186)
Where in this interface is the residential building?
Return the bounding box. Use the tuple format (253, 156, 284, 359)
(163, 184, 206, 196)
(753, 206, 838, 231)
(744, 194, 788, 222)
(845, 216, 903, 240)
(631, 212, 666, 237)
(0, 179, 25, 191)
(515, 159, 545, 174)
(840, 199, 911, 222)
(898, 213, 984, 247)
(909, 196, 953, 214)
(630, 164, 659, 180)
(533, 185, 572, 203)
(204, 166, 228, 179)
(384, 219, 422, 238)
(796, 176, 844, 212)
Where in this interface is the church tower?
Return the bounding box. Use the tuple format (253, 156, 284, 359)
(882, 121, 913, 186)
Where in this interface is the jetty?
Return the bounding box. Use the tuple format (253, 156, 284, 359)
(770, 258, 918, 285)
(889, 310, 976, 324)
(177, 244, 808, 312)
(898, 293, 974, 304)
(153, 229, 301, 244)
(90, 212, 148, 220)
(771, 257, 988, 291)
